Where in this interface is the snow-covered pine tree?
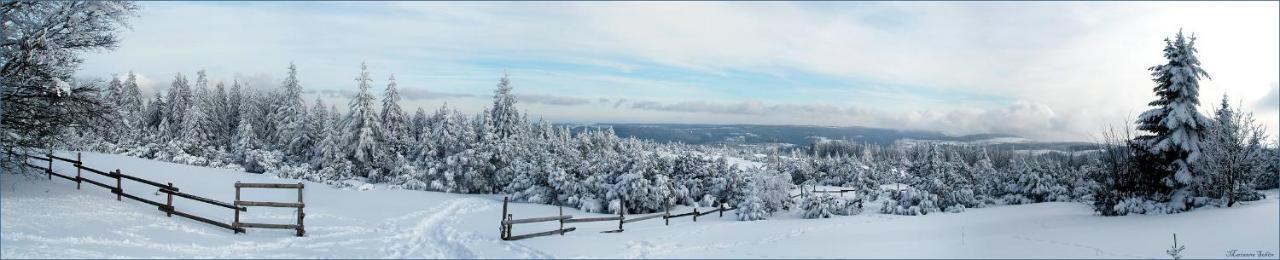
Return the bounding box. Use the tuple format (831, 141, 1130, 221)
(380, 74, 410, 155)
(203, 81, 230, 149)
(480, 74, 529, 193)
(226, 79, 243, 146)
(144, 92, 166, 132)
(970, 149, 1001, 204)
(163, 73, 192, 140)
(179, 70, 212, 154)
(343, 62, 389, 181)
(305, 97, 328, 162)
(1133, 30, 1212, 207)
(276, 63, 310, 159)
(489, 73, 524, 140)
(231, 89, 261, 171)
(411, 107, 428, 143)
(100, 75, 125, 144)
(407, 108, 437, 183)
(121, 71, 146, 144)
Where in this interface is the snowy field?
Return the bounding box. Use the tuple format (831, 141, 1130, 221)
(2, 152, 1277, 258)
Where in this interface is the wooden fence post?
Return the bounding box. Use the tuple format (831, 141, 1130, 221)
(114, 169, 122, 201)
(618, 198, 625, 232)
(234, 182, 241, 231)
(665, 206, 670, 226)
(45, 154, 52, 180)
(296, 182, 305, 237)
(719, 203, 725, 218)
(501, 197, 509, 240)
(166, 182, 174, 217)
(506, 214, 513, 238)
(75, 153, 82, 190)
(693, 208, 699, 222)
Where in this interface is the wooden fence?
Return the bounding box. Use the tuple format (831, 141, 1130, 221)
(234, 182, 306, 237)
(10, 151, 307, 236)
(499, 196, 735, 241)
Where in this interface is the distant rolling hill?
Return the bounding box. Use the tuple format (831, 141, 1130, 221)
(565, 123, 1096, 152)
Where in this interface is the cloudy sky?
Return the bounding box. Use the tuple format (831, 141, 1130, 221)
(77, 2, 1279, 142)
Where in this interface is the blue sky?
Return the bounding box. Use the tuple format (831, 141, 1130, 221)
(77, 1, 1279, 141)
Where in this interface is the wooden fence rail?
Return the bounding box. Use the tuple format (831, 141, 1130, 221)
(622, 212, 668, 224)
(561, 216, 621, 223)
(500, 196, 735, 241)
(11, 152, 253, 234)
(504, 215, 572, 225)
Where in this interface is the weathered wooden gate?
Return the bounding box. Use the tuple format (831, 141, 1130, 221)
(233, 182, 306, 237)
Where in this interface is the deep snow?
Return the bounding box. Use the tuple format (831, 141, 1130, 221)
(2, 152, 1277, 258)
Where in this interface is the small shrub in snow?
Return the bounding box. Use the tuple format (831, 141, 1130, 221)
(735, 196, 769, 221)
(238, 149, 281, 174)
(880, 188, 940, 216)
(834, 195, 863, 216)
(1110, 197, 1178, 215)
(734, 167, 793, 221)
(799, 193, 840, 219)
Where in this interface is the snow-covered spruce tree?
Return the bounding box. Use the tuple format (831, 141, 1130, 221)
(163, 73, 193, 141)
(485, 73, 529, 193)
(203, 81, 230, 150)
(1132, 30, 1212, 210)
(276, 63, 311, 159)
(143, 92, 165, 136)
(411, 104, 455, 189)
(304, 97, 328, 162)
(225, 79, 243, 146)
(231, 95, 263, 173)
(251, 83, 279, 149)
(121, 71, 146, 143)
(97, 75, 125, 145)
(970, 149, 1002, 205)
(489, 73, 524, 140)
(380, 74, 410, 155)
(177, 70, 212, 159)
(343, 62, 389, 181)
(411, 107, 428, 143)
(1199, 95, 1269, 207)
(1002, 157, 1036, 205)
(313, 103, 354, 183)
(0, 1, 138, 168)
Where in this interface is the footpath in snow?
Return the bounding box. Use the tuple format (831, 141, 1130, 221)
(2, 152, 1277, 258)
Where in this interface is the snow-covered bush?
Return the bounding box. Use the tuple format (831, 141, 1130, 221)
(1110, 196, 1180, 215)
(833, 195, 863, 216)
(238, 149, 281, 174)
(880, 187, 940, 216)
(735, 195, 769, 221)
(270, 163, 310, 180)
(734, 167, 793, 221)
(799, 193, 840, 219)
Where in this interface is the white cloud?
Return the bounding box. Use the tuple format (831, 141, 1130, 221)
(75, 2, 1279, 141)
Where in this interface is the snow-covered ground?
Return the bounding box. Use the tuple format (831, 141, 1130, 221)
(2, 152, 1277, 258)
